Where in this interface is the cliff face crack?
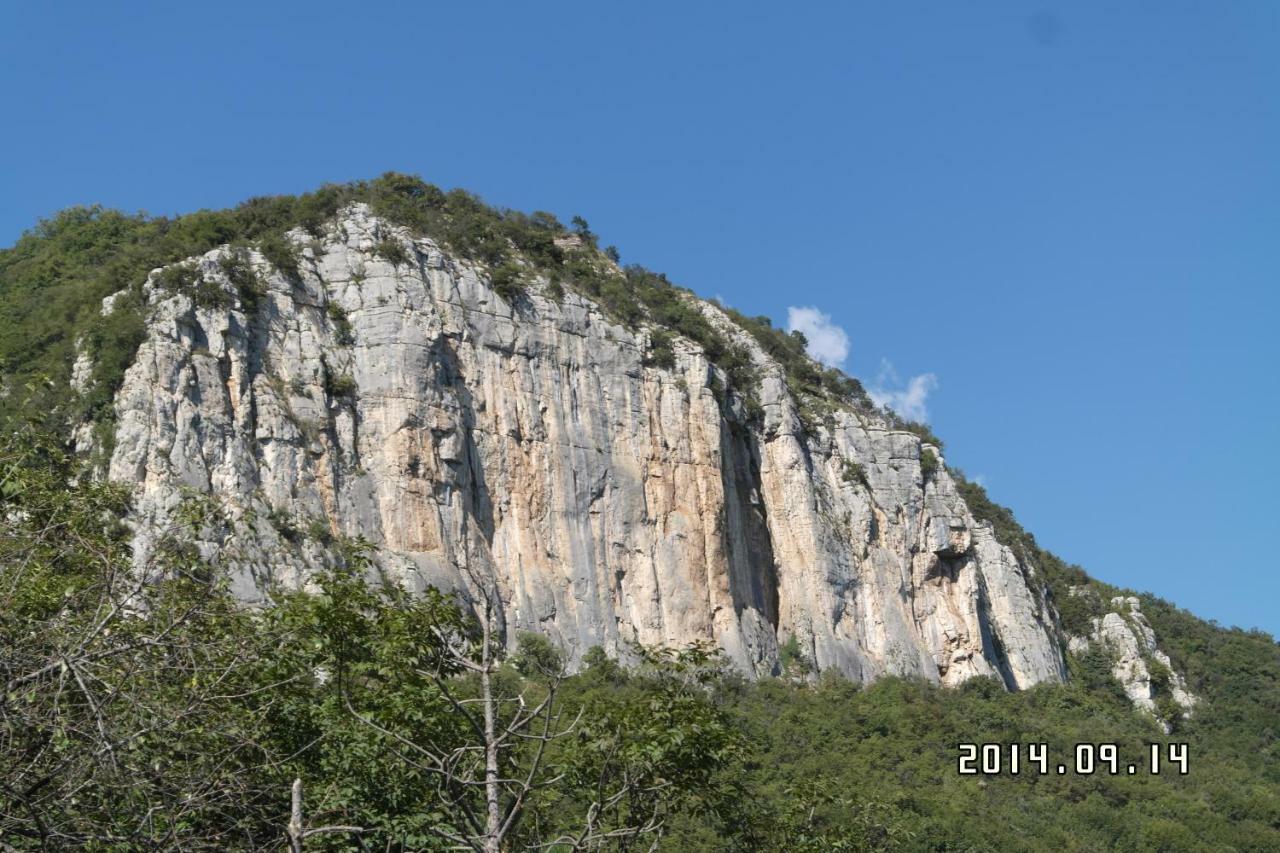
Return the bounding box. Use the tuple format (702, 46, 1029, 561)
(720, 418, 780, 629)
(432, 335, 495, 547)
(974, 565, 1019, 691)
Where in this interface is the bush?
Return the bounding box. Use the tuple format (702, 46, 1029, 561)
(326, 303, 355, 346)
(192, 278, 232, 310)
(218, 250, 267, 308)
(490, 262, 525, 303)
(155, 262, 200, 292)
(306, 516, 335, 545)
(841, 459, 868, 487)
(920, 447, 939, 479)
(570, 215, 596, 245)
(373, 239, 411, 267)
(901, 420, 944, 450)
(644, 329, 677, 370)
(267, 506, 300, 542)
(325, 371, 358, 400)
(778, 634, 812, 676)
(1056, 589, 1102, 637)
(155, 262, 232, 310)
(258, 233, 300, 279)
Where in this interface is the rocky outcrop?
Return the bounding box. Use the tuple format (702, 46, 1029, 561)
(1068, 594, 1196, 728)
(99, 204, 1069, 686)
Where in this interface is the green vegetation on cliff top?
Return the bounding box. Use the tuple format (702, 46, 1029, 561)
(0, 173, 876, 449)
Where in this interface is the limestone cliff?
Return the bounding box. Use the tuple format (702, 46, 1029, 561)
(1068, 594, 1197, 729)
(93, 203, 1072, 687)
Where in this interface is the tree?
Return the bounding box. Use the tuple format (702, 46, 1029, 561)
(296, 557, 743, 851)
(325, 572, 579, 852)
(549, 643, 747, 849)
(0, 427, 288, 848)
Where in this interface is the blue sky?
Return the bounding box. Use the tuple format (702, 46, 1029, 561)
(3, 2, 1277, 634)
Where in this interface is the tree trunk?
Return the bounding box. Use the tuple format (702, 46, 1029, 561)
(481, 602, 501, 853)
(288, 777, 304, 853)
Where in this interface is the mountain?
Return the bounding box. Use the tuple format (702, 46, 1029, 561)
(2, 175, 1278, 849)
(0, 175, 1203, 715)
(100, 201, 1071, 686)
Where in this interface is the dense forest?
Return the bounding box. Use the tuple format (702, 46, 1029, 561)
(2, 177, 1278, 850)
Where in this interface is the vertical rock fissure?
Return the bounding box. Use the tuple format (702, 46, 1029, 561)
(436, 336, 495, 546)
(974, 567, 1018, 690)
(720, 416, 781, 629)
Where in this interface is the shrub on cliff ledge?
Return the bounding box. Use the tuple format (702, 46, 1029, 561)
(644, 329, 677, 370)
(218, 249, 268, 308)
(324, 371, 357, 400)
(920, 447, 939, 479)
(258, 233, 301, 279)
(373, 238, 410, 267)
(325, 303, 355, 345)
(490, 262, 526, 302)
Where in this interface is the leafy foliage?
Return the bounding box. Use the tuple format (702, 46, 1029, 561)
(322, 365, 358, 401)
(0, 428, 290, 847)
(489, 261, 526, 303)
(1055, 586, 1105, 637)
(898, 419, 944, 450)
(258, 233, 301, 279)
(219, 248, 268, 308)
(373, 238, 411, 267)
(841, 459, 868, 487)
(0, 431, 747, 850)
(919, 447, 939, 480)
(325, 302, 354, 346)
(778, 634, 813, 676)
(644, 328, 677, 370)
(714, 672, 1280, 852)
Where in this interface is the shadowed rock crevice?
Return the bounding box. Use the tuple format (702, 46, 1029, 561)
(432, 335, 495, 546)
(720, 419, 780, 628)
(974, 567, 1019, 691)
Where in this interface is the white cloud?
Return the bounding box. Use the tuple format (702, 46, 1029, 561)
(786, 306, 850, 367)
(781, 310, 938, 423)
(868, 360, 938, 423)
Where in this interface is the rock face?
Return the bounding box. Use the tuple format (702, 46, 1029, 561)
(101, 204, 1068, 687)
(1068, 595, 1196, 729)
